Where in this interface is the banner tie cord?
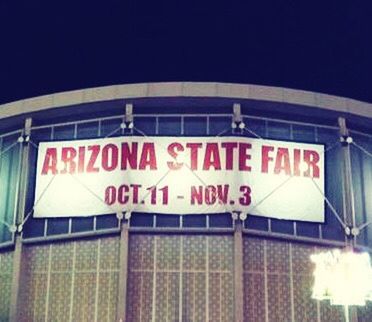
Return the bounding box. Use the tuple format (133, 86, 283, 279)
(237, 124, 347, 227)
(104, 126, 122, 139)
(67, 172, 119, 214)
(242, 127, 263, 139)
(352, 141, 372, 159)
(20, 174, 57, 228)
(21, 140, 119, 228)
(310, 177, 347, 229)
(136, 123, 344, 221)
(130, 125, 238, 216)
(133, 126, 365, 232)
(28, 140, 39, 149)
(21, 123, 127, 223)
(358, 220, 372, 231)
(199, 125, 321, 217)
(0, 140, 19, 160)
(26, 126, 181, 222)
(21, 124, 368, 233)
(24, 127, 180, 223)
(0, 218, 13, 230)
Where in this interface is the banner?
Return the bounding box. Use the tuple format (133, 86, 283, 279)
(34, 136, 325, 222)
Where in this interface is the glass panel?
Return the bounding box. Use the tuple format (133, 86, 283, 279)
(296, 222, 320, 238)
(184, 117, 207, 135)
(24, 128, 53, 239)
(23, 218, 45, 238)
(350, 133, 372, 247)
(130, 213, 154, 227)
(0, 134, 21, 243)
(135, 117, 157, 135)
(271, 219, 294, 234)
(365, 149, 372, 248)
(292, 125, 316, 142)
(96, 214, 118, 230)
(208, 117, 231, 136)
(317, 128, 345, 241)
(71, 217, 94, 233)
(100, 118, 122, 137)
(183, 214, 207, 227)
(245, 215, 268, 231)
(31, 127, 53, 143)
(351, 141, 367, 245)
(76, 121, 99, 139)
(158, 117, 181, 135)
(53, 124, 75, 140)
(156, 214, 180, 227)
(209, 213, 233, 228)
(267, 121, 290, 140)
(244, 118, 266, 138)
(46, 218, 69, 235)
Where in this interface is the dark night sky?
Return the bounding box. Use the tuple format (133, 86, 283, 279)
(0, 1, 372, 105)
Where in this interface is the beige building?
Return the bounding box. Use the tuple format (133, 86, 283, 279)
(0, 82, 371, 321)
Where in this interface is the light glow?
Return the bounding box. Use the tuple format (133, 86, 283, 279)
(311, 249, 372, 306)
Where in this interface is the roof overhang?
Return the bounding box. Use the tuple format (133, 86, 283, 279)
(0, 82, 371, 120)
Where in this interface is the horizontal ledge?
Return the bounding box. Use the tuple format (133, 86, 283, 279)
(1, 82, 371, 120)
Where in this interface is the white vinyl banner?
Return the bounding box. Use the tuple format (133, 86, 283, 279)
(33, 136, 325, 222)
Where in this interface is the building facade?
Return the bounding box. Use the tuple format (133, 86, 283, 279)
(0, 82, 371, 321)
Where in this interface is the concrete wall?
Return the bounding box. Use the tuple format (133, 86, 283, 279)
(0, 252, 13, 321)
(8, 234, 372, 321)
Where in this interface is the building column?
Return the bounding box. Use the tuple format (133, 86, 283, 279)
(116, 220, 130, 322)
(234, 219, 244, 322)
(338, 117, 358, 322)
(338, 117, 357, 245)
(9, 118, 32, 322)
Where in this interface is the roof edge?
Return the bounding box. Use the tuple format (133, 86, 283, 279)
(0, 82, 371, 119)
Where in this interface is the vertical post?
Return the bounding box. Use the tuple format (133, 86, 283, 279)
(345, 305, 350, 322)
(9, 118, 32, 322)
(125, 103, 133, 124)
(233, 103, 242, 123)
(233, 103, 243, 134)
(116, 220, 130, 322)
(234, 219, 244, 322)
(338, 117, 358, 322)
(338, 117, 356, 236)
(124, 103, 134, 134)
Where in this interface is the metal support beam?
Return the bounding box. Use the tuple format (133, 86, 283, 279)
(9, 118, 32, 322)
(125, 103, 133, 124)
(233, 103, 242, 123)
(122, 103, 134, 134)
(338, 117, 357, 244)
(234, 219, 244, 322)
(116, 220, 130, 322)
(338, 117, 358, 322)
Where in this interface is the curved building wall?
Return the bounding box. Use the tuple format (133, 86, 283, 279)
(0, 83, 371, 321)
